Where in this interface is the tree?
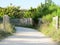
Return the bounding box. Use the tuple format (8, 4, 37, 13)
(45, 0, 52, 5)
(0, 5, 24, 18)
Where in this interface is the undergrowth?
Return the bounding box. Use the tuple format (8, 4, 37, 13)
(0, 23, 16, 40)
(39, 22, 60, 42)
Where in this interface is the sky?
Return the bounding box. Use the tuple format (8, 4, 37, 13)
(0, 0, 60, 9)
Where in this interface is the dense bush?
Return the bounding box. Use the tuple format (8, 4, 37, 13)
(42, 14, 53, 24)
(0, 6, 24, 19)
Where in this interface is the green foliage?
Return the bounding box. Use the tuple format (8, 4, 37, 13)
(23, 0, 58, 27)
(0, 8, 5, 18)
(29, 7, 39, 26)
(57, 7, 60, 17)
(5, 6, 23, 18)
(0, 0, 59, 19)
(42, 14, 52, 24)
(24, 11, 32, 18)
(0, 6, 24, 18)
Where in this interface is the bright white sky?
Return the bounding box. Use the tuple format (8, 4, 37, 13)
(0, 0, 60, 9)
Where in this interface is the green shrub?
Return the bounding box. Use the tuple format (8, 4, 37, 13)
(42, 14, 52, 24)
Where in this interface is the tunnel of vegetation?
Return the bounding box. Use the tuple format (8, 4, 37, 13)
(0, 0, 60, 42)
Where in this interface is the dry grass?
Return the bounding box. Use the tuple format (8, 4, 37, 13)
(39, 23, 60, 42)
(0, 23, 15, 40)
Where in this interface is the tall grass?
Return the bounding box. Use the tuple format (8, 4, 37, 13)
(39, 23, 60, 42)
(0, 23, 15, 40)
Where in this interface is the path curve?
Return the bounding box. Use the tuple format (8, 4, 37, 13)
(0, 27, 57, 45)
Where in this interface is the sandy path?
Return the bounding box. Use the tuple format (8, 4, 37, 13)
(0, 27, 57, 45)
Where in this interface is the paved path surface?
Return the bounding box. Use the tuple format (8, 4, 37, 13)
(0, 27, 57, 45)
